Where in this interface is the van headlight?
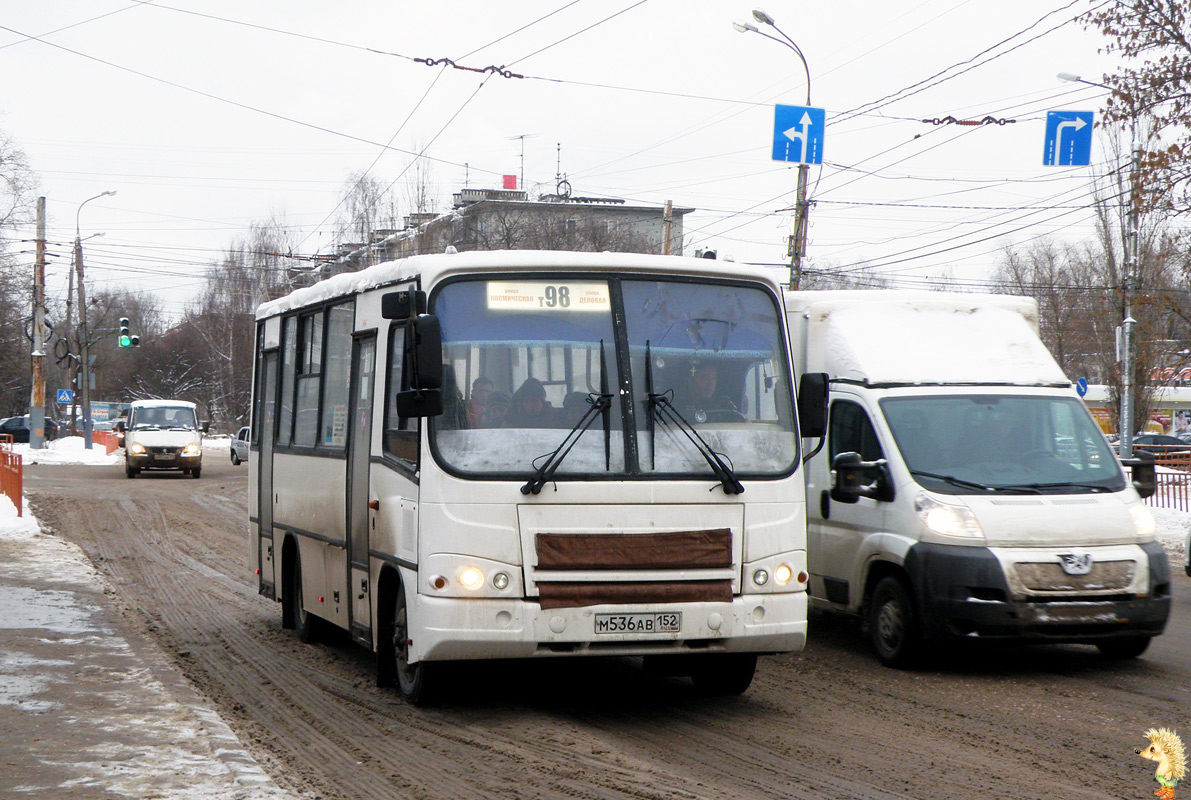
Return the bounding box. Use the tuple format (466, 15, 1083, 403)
(129, 442, 146, 455)
(1129, 503, 1156, 539)
(183, 442, 200, 456)
(914, 492, 984, 539)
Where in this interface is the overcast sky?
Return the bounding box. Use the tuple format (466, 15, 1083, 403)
(0, 0, 1121, 317)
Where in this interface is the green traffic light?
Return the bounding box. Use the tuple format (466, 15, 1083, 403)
(119, 334, 131, 347)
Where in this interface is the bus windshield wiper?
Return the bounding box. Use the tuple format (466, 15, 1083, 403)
(521, 341, 613, 496)
(645, 341, 744, 495)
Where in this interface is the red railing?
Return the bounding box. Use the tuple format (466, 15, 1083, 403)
(0, 433, 21, 517)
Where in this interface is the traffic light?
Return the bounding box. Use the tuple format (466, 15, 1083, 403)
(118, 318, 131, 347)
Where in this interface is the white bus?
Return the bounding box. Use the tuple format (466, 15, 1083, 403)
(249, 250, 827, 704)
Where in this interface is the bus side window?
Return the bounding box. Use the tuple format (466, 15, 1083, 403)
(384, 323, 418, 465)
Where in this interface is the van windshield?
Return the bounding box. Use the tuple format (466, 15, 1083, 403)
(130, 406, 198, 431)
(879, 394, 1126, 495)
(431, 275, 797, 481)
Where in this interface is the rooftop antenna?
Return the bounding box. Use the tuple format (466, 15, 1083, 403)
(464, 162, 469, 188)
(507, 133, 538, 191)
(554, 142, 571, 198)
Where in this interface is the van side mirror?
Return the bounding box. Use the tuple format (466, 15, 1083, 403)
(200, 420, 210, 433)
(114, 420, 126, 432)
(1122, 450, 1156, 499)
(831, 451, 896, 504)
(797, 372, 829, 439)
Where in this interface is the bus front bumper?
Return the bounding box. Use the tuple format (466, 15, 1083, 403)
(410, 591, 808, 663)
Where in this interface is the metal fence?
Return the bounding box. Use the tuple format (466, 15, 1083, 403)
(0, 433, 21, 517)
(1131, 446, 1191, 512)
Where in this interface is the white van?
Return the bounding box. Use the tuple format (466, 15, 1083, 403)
(123, 399, 207, 479)
(787, 290, 1169, 664)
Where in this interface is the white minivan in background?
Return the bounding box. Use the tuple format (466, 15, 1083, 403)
(124, 399, 208, 479)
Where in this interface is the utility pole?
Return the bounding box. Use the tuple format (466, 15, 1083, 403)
(29, 197, 47, 450)
(790, 162, 810, 290)
(662, 200, 673, 255)
(1119, 126, 1141, 459)
(76, 234, 93, 450)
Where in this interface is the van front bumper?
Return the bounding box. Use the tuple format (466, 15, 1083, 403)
(127, 450, 202, 470)
(904, 541, 1171, 642)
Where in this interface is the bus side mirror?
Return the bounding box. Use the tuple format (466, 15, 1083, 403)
(381, 288, 427, 318)
(831, 451, 895, 504)
(797, 372, 829, 439)
(394, 389, 443, 419)
(408, 314, 442, 391)
(1122, 450, 1156, 499)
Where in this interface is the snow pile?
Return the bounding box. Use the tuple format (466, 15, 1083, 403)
(13, 434, 229, 466)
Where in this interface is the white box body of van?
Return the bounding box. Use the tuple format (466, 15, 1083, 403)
(787, 290, 1170, 658)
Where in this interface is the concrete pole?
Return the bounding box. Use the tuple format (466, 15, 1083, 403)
(29, 197, 47, 450)
(662, 200, 673, 255)
(1119, 124, 1140, 459)
(76, 234, 93, 450)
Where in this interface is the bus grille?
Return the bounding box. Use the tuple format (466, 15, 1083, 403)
(534, 528, 733, 610)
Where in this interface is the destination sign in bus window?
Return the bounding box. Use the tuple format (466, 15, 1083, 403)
(486, 281, 609, 312)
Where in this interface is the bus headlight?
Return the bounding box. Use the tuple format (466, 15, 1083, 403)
(492, 571, 510, 590)
(774, 564, 793, 586)
(458, 566, 485, 591)
(914, 492, 984, 539)
(752, 569, 769, 586)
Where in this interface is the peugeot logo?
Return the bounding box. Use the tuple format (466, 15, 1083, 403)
(1058, 552, 1094, 575)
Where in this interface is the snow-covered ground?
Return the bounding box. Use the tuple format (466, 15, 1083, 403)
(10, 434, 229, 467)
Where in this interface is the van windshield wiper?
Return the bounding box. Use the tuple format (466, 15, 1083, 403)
(995, 482, 1111, 493)
(910, 470, 1042, 494)
(521, 341, 613, 495)
(645, 341, 744, 495)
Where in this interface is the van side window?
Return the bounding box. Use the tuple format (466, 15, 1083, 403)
(829, 400, 884, 462)
(383, 323, 418, 466)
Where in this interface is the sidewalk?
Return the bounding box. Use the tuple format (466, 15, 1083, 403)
(0, 498, 294, 799)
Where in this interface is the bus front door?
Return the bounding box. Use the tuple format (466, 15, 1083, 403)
(257, 351, 278, 597)
(347, 335, 376, 646)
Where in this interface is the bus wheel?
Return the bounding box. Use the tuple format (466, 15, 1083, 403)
(869, 576, 922, 667)
(392, 588, 437, 705)
(291, 555, 321, 644)
(690, 653, 757, 695)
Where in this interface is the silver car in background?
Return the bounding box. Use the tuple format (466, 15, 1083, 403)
(231, 426, 250, 465)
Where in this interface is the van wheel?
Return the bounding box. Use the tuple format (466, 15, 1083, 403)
(192, 467, 202, 479)
(125, 463, 139, 479)
(690, 654, 758, 695)
(1096, 636, 1151, 659)
(291, 554, 321, 644)
(392, 587, 438, 705)
(869, 576, 922, 667)
(231, 451, 240, 465)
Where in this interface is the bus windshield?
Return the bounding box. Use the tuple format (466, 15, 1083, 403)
(432, 275, 797, 480)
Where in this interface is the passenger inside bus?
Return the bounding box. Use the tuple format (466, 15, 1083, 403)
(505, 378, 559, 428)
(467, 376, 494, 428)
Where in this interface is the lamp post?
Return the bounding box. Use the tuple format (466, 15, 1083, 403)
(735, 8, 812, 290)
(1059, 72, 1139, 458)
(75, 190, 116, 450)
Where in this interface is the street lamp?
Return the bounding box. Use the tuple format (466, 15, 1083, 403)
(1059, 72, 1140, 458)
(75, 190, 117, 450)
(735, 9, 812, 290)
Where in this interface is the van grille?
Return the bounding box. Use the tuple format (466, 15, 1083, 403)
(1013, 560, 1135, 592)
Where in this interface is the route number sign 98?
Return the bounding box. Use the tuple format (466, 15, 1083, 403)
(487, 281, 610, 312)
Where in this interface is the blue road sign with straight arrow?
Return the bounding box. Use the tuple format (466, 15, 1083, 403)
(773, 104, 825, 165)
(1043, 111, 1094, 166)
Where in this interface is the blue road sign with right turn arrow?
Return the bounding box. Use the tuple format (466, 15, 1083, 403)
(1043, 111, 1094, 166)
(773, 104, 825, 165)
